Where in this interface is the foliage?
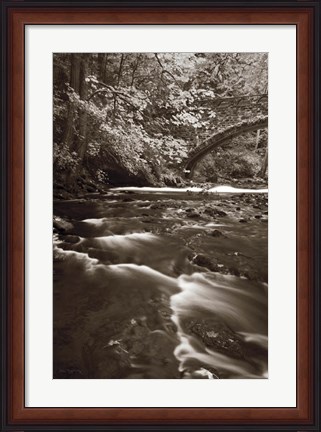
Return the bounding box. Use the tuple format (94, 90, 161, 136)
(53, 52, 268, 189)
(53, 143, 79, 174)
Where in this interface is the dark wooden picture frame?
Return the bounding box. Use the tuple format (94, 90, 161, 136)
(1, 1, 320, 430)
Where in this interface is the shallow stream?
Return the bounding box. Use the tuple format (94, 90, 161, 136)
(53, 187, 268, 379)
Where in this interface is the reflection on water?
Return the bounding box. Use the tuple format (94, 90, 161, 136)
(53, 188, 268, 379)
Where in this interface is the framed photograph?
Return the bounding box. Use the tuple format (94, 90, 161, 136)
(1, 1, 320, 430)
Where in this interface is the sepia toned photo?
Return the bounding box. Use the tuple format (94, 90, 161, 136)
(53, 52, 268, 379)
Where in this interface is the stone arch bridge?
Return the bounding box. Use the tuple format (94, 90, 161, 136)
(183, 94, 268, 178)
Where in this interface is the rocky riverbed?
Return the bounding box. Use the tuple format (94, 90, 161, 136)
(53, 188, 268, 379)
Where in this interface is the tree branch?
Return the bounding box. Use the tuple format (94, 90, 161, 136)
(154, 54, 182, 89)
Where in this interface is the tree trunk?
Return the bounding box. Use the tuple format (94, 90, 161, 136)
(113, 54, 125, 123)
(65, 54, 89, 186)
(259, 148, 268, 177)
(63, 54, 81, 150)
(116, 54, 125, 86)
(255, 129, 261, 150)
(76, 54, 89, 161)
(98, 53, 107, 83)
(130, 54, 140, 88)
(68, 55, 89, 184)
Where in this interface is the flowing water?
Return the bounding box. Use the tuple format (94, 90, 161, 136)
(53, 187, 268, 379)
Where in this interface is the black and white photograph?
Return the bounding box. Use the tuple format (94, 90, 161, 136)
(53, 52, 268, 380)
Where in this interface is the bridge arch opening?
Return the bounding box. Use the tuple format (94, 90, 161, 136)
(183, 116, 268, 179)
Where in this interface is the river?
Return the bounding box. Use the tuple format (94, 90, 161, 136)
(53, 187, 268, 379)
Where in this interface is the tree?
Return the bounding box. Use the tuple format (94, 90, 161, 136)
(259, 149, 268, 178)
(53, 52, 268, 189)
(62, 54, 81, 150)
